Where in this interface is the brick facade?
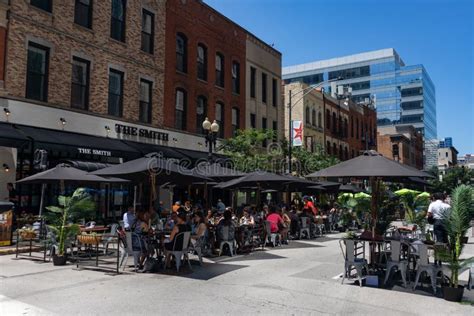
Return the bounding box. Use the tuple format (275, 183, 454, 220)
(377, 125, 423, 169)
(164, 0, 246, 138)
(2, 0, 166, 126)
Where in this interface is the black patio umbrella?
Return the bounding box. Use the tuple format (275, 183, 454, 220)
(16, 164, 129, 184)
(91, 153, 211, 185)
(338, 184, 364, 193)
(191, 162, 246, 181)
(305, 150, 433, 237)
(281, 174, 321, 191)
(16, 163, 129, 217)
(307, 180, 341, 191)
(214, 171, 293, 190)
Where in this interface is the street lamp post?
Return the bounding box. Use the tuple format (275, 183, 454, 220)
(202, 117, 220, 162)
(287, 77, 342, 174)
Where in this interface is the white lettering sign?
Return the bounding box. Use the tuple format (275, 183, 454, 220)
(77, 148, 112, 157)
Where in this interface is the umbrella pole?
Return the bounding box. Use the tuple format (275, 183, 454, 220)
(38, 183, 46, 238)
(133, 185, 137, 212)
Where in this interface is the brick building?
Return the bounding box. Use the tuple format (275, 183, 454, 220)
(164, 0, 246, 139)
(377, 125, 423, 169)
(283, 81, 377, 160)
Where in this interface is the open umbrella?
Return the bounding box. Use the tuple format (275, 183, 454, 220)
(191, 162, 246, 181)
(214, 171, 292, 190)
(305, 150, 433, 238)
(16, 163, 129, 218)
(339, 184, 364, 193)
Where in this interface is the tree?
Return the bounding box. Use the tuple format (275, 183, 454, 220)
(221, 129, 339, 175)
(429, 166, 474, 194)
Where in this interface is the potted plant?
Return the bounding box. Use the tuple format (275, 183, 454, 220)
(439, 184, 474, 302)
(45, 188, 95, 266)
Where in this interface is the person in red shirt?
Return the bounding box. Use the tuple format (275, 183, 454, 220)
(303, 196, 318, 216)
(266, 206, 284, 234)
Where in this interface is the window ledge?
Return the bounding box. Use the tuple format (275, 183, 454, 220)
(73, 23, 94, 34)
(197, 78, 208, 84)
(28, 4, 53, 16)
(214, 85, 225, 91)
(139, 49, 154, 57)
(109, 37, 127, 47)
(176, 70, 188, 76)
(232, 92, 240, 97)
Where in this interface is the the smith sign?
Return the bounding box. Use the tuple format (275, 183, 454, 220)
(115, 124, 169, 141)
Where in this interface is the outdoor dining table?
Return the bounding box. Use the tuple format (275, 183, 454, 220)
(79, 226, 109, 233)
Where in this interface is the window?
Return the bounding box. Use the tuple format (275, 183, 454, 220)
(215, 102, 224, 138)
(175, 89, 187, 130)
(110, 0, 126, 42)
(356, 118, 359, 139)
(196, 96, 207, 134)
(326, 141, 331, 155)
(262, 117, 267, 147)
(401, 87, 423, 97)
(176, 33, 187, 73)
(312, 109, 316, 126)
(339, 145, 343, 160)
(305, 107, 310, 124)
(70, 57, 90, 110)
(31, 0, 52, 12)
(318, 112, 322, 128)
(74, 0, 92, 28)
(231, 107, 239, 135)
(332, 113, 337, 134)
(250, 113, 256, 128)
(344, 118, 348, 138)
(197, 44, 207, 81)
(351, 117, 354, 137)
(232, 61, 240, 94)
(392, 144, 399, 158)
(326, 109, 331, 130)
(329, 66, 369, 80)
(272, 78, 277, 107)
(272, 120, 277, 141)
(108, 69, 124, 117)
(333, 143, 337, 156)
(250, 67, 256, 98)
(261, 72, 267, 103)
(344, 147, 348, 160)
(141, 9, 154, 54)
(26, 42, 49, 102)
(139, 79, 152, 123)
(215, 53, 224, 87)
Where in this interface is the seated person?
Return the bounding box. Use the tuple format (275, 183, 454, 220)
(217, 210, 235, 242)
(164, 212, 178, 231)
(164, 209, 191, 252)
(191, 211, 208, 244)
(266, 206, 285, 235)
(239, 209, 255, 226)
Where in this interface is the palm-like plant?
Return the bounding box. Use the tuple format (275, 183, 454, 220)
(395, 189, 429, 229)
(45, 188, 95, 256)
(439, 184, 474, 288)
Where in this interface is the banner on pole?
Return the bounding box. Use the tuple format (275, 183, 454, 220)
(292, 120, 303, 147)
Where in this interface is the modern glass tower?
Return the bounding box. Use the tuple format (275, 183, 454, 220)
(283, 49, 437, 144)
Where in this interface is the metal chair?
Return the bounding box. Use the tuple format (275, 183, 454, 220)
(164, 232, 192, 272)
(218, 226, 236, 256)
(412, 243, 443, 294)
(383, 240, 409, 288)
(299, 217, 310, 239)
(102, 223, 119, 254)
(340, 239, 368, 287)
(264, 220, 281, 247)
(119, 231, 141, 271)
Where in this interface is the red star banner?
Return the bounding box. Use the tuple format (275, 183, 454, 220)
(292, 120, 303, 147)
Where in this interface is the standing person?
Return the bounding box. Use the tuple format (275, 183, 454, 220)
(123, 206, 136, 231)
(427, 192, 451, 243)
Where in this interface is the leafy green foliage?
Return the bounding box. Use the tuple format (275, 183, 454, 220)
(429, 166, 474, 195)
(395, 189, 430, 231)
(438, 184, 474, 287)
(45, 188, 95, 256)
(221, 129, 339, 175)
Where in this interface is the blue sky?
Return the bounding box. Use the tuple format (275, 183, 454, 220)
(205, 0, 474, 155)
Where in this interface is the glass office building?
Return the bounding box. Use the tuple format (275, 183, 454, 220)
(283, 48, 437, 142)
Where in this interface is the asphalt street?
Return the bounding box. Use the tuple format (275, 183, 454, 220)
(1, 233, 473, 315)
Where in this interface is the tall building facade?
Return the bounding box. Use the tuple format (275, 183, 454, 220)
(283, 49, 437, 166)
(164, 0, 246, 139)
(245, 34, 282, 139)
(283, 82, 377, 160)
(439, 137, 453, 148)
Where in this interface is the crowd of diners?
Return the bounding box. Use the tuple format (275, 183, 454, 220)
(119, 195, 331, 270)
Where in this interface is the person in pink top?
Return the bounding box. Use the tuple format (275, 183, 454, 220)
(266, 206, 284, 233)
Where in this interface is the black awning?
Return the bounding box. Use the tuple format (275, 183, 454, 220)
(120, 140, 188, 160)
(60, 160, 114, 172)
(0, 122, 30, 148)
(15, 125, 140, 158)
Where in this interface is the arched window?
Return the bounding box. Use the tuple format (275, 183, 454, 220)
(232, 107, 240, 135)
(215, 102, 224, 138)
(176, 33, 187, 73)
(351, 117, 354, 138)
(332, 112, 337, 134)
(196, 96, 207, 134)
(305, 106, 310, 124)
(339, 144, 343, 160)
(232, 61, 240, 94)
(356, 118, 359, 139)
(215, 53, 224, 87)
(326, 141, 331, 155)
(326, 109, 331, 129)
(197, 43, 207, 81)
(312, 109, 316, 126)
(344, 118, 348, 138)
(318, 112, 322, 128)
(175, 88, 187, 130)
(333, 143, 337, 157)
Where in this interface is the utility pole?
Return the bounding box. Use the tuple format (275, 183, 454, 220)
(288, 90, 292, 174)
